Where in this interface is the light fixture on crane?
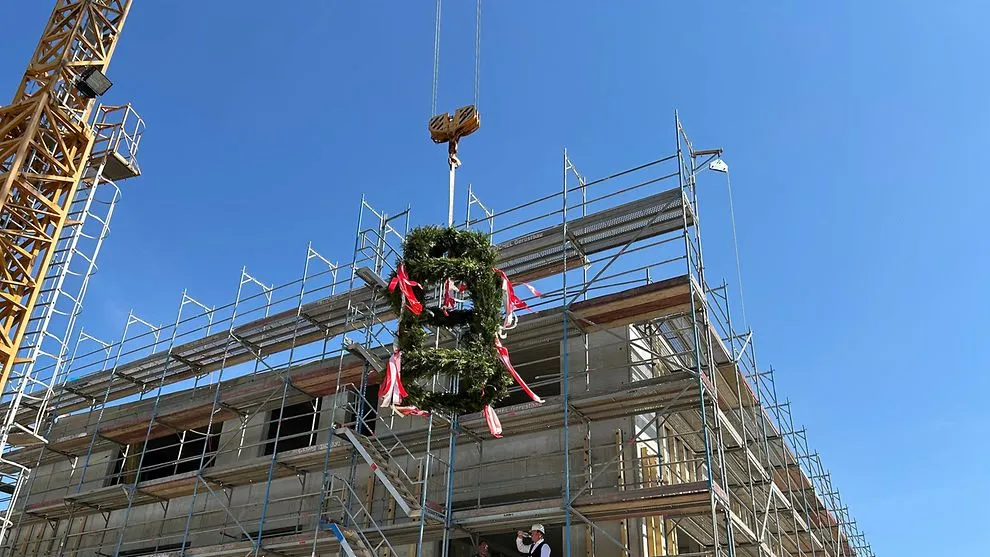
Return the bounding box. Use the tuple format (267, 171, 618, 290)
(76, 67, 113, 98)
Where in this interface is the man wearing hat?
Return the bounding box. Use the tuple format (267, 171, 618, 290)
(516, 524, 550, 557)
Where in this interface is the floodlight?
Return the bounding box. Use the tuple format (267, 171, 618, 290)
(77, 67, 113, 98)
(709, 159, 728, 173)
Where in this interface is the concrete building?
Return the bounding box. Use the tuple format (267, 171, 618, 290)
(0, 121, 874, 557)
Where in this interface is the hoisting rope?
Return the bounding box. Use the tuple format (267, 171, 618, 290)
(431, 0, 442, 116)
(430, 0, 483, 114)
(474, 0, 482, 108)
(724, 167, 748, 330)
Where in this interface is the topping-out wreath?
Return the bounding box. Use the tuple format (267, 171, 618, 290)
(379, 226, 544, 437)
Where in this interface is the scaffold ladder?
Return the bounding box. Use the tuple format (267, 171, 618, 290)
(327, 522, 374, 557)
(336, 425, 421, 518)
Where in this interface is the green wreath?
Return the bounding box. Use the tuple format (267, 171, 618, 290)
(386, 226, 511, 415)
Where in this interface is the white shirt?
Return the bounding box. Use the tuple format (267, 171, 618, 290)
(517, 537, 550, 557)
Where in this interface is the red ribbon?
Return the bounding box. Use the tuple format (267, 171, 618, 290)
(495, 337, 545, 404)
(388, 264, 423, 316)
(483, 405, 503, 438)
(494, 268, 541, 328)
(394, 405, 430, 417)
(378, 349, 407, 408)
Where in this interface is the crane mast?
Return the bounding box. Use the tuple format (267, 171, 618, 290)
(0, 1, 132, 412)
(0, 0, 134, 538)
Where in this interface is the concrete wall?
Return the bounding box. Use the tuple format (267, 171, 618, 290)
(22, 446, 115, 509)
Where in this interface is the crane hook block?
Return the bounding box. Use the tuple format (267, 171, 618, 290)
(429, 104, 480, 144)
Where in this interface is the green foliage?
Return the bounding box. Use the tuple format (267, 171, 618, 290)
(388, 226, 508, 415)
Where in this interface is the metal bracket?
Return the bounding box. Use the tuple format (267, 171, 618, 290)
(169, 353, 203, 373)
(299, 311, 332, 335)
(344, 340, 385, 374)
(229, 333, 263, 357)
(355, 266, 388, 290)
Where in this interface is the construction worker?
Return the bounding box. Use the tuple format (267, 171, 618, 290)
(516, 524, 550, 557)
(471, 539, 491, 557)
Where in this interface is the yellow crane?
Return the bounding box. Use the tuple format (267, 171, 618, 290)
(0, 0, 134, 538)
(0, 0, 131, 402)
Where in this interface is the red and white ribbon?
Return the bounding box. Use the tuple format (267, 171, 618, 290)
(483, 405, 503, 438)
(495, 337, 545, 404)
(440, 277, 468, 316)
(378, 348, 407, 408)
(388, 264, 423, 316)
(378, 350, 429, 419)
(493, 268, 541, 331)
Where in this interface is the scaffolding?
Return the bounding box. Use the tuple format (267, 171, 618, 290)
(0, 104, 144, 545)
(0, 116, 874, 557)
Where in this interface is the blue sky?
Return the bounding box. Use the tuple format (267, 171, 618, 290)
(3, 2, 988, 554)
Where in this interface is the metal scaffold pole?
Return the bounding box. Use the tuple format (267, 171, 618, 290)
(676, 111, 737, 557)
(561, 148, 573, 557)
(174, 268, 268, 554)
(109, 292, 211, 557)
(51, 312, 159, 555)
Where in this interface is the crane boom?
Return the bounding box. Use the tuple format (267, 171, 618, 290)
(0, 0, 132, 399)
